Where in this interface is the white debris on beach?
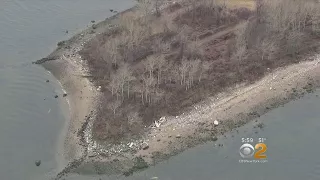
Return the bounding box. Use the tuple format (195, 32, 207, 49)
(214, 120, 219, 126)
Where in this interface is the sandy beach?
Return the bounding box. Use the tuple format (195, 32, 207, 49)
(36, 1, 320, 178)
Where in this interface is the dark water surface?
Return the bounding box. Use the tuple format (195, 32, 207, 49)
(65, 90, 320, 180)
(0, 0, 134, 179)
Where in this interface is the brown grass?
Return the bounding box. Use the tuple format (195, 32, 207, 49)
(79, 0, 320, 143)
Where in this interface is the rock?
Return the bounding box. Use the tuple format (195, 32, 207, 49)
(54, 95, 58, 98)
(141, 143, 149, 150)
(157, 139, 161, 142)
(46, 80, 49, 83)
(176, 134, 181, 138)
(212, 136, 218, 141)
(35, 160, 41, 166)
(63, 93, 67, 97)
(91, 20, 95, 23)
(110, 9, 114, 12)
(65, 30, 68, 34)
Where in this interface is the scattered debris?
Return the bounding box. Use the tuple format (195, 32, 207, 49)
(155, 121, 160, 128)
(129, 142, 134, 148)
(159, 116, 166, 123)
(214, 120, 219, 126)
(141, 143, 149, 150)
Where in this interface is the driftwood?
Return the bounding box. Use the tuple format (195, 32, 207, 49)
(32, 56, 58, 64)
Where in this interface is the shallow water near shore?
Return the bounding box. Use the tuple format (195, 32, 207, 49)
(0, 0, 134, 179)
(64, 89, 320, 180)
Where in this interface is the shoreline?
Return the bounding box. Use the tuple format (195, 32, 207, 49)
(37, 3, 320, 179)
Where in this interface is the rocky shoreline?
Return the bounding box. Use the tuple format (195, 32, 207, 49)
(36, 2, 320, 179)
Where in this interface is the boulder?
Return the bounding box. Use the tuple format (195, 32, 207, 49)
(35, 160, 41, 166)
(212, 136, 218, 141)
(54, 95, 58, 98)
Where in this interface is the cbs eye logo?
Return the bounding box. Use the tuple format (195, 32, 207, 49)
(239, 143, 267, 159)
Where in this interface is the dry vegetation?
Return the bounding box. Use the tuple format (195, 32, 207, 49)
(80, 0, 320, 143)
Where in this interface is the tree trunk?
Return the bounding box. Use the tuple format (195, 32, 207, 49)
(127, 82, 130, 98)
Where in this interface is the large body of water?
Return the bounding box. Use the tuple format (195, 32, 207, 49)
(0, 1, 134, 180)
(1, 1, 320, 180)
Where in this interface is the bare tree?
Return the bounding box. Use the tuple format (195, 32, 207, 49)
(154, 0, 161, 17)
(286, 30, 304, 57)
(231, 45, 247, 62)
(259, 38, 277, 61)
(108, 100, 122, 117)
(198, 61, 212, 82)
(187, 59, 201, 88)
(155, 55, 166, 85)
(234, 21, 249, 49)
(116, 63, 134, 99)
(152, 38, 171, 54)
(127, 111, 141, 126)
(144, 56, 157, 78)
(108, 75, 120, 97)
(178, 59, 190, 86)
(142, 75, 156, 104)
(107, 39, 121, 66)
